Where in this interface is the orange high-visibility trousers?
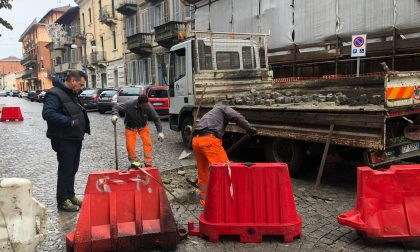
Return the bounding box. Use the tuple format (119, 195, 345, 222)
(125, 124, 153, 166)
(192, 134, 229, 205)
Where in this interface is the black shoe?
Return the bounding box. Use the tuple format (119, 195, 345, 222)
(58, 199, 79, 212)
(70, 196, 83, 208)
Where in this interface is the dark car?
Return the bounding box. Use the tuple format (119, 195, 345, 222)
(30, 90, 42, 102)
(97, 89, 118, 114)
(147, 86, 169, 117)
(117, 85, 151, 104)
(11, 90, 20, 97)
(79, 88, 115, 110)
(36, 90, 47, 102)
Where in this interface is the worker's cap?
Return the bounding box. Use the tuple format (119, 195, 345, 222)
(138, 94, 148, 104)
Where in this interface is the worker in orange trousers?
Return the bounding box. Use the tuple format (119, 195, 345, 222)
(192, 103, 256, 205)
(112, 95, 164, 168)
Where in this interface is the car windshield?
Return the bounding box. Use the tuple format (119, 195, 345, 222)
(148, 88, 168, 98)
(80, 90, 97, 95)
(100, 90, 117, 97)
(119, 87, 140, 96)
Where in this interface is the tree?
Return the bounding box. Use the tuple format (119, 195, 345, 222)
(0, 0, 13, 37)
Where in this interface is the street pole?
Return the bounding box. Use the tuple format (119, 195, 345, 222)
(356, 57, 360, 77)
(82, 33, 88, 88)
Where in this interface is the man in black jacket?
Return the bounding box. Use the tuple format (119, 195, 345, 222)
(42, 71, 90, 212)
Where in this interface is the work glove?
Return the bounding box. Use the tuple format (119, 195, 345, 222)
(247, 127, 257, 137)
(111, 115, 118, 125)
(158, 132, 165, 142)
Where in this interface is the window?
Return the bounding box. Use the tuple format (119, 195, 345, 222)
(242, 46, 255, 69)
(216, 52, 240, 70)
(82, 13, 86, 32)
(139, 58, 151, 85)
(172, 48, 186, 82)
(88, 8, 92, 24)
(173, 0, 181, 21)
(153, 2, 165, 29)
(184, 4, 194, 20)
(100, 36, 104, 50)
(99, 0, 102, 13)
(112, 31, 116, 50)
(140, 10, 150, 33)
(198, 40, 213, 70)
(148, 88, 168, 98)
(113, 69, 118, 86)
(126, 15, 136, 37)
(70, 49, 79, 63)
(112, 0, 115, 17)
(91, 75, 97, 88)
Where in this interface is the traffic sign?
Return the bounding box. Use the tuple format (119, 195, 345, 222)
(351, 34, 367, 57)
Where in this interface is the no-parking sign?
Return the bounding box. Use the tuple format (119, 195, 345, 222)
(351, 34, 367, 57)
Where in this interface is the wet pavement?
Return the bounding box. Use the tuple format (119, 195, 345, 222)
(0, 97, 415, 252)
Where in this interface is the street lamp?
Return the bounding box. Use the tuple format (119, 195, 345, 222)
(71, 33, 96, 87)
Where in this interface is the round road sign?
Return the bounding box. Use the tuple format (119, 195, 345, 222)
(353, 36, 365, 48)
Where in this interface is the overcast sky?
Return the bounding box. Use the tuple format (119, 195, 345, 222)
(0, 0, 76, 59)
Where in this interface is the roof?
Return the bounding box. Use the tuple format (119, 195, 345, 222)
(0, 56, 21, 61)
(19, 19, 38, 42)
(39, 5, 72, 23)
(56, 7, 80, 25)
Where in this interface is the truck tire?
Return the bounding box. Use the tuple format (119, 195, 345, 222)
(180, 117, 193, 149)
(264, 138, 303, 177)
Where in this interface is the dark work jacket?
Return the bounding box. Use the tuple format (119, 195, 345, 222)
(112, 99, 163, 132)
(42, 77, 91, 141)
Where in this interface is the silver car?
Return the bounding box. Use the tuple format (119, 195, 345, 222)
(0, 90, 8, 97)
(117, 85, 151, 104)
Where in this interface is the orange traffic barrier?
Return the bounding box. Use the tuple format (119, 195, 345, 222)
(338, 165, 420, 242)
(66, 168, 186, 252)
(188, 162, 301, 243)
(1, 107, 23, 122)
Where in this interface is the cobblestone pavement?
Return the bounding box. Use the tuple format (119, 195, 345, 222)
(0, 97, 416, 252)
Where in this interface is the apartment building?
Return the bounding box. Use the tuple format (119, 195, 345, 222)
(117, 0, 194, 86)
(46, 7, 84, 81)
(76, 0, 126, 88)
(19, 6, 70, 90)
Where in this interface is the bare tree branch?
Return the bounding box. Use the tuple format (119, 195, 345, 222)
(0, 0, 13, 36)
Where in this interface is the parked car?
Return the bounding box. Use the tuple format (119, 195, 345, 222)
(79, 88, 114, 110)
(147, 86, 169, 117)
(117, 85, 151, 104)
(27, 91, 36, 101)
(97, 89, 118, 114)
(11, 90, 20, 97)
(36, 90, 47, 102)
(33, 90, 43, 102)
(4, 89, 12, 96)
(0, 90, 8, 97)
(19, 91, 28, 98)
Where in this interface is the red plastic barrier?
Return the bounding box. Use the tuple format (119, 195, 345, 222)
(66, 168, 185, 252)
(338, 165, 420, 241)
(188, 162, 301, 243)
(1, 107, 23, 121)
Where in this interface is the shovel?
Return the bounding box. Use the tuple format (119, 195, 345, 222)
(178, 84, 208, 160)
(114, 123, 119, 170)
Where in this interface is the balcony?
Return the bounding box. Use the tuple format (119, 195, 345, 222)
(99, 6, 117, 26)
(52, 42, 66, 51)
(117, 0, 137, 16)
(22, 69, 38, 80)
(91, 51, 106, 65)
(21, 54, 37, 66)
(154, 21, 186, 47)
(127, 33, 153, 54)
(181, 0, 201, 4)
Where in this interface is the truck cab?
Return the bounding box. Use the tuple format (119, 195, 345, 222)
(168, 32, 270, 146)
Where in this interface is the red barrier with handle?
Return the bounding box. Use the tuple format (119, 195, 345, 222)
(338, 165, 420, 241)
(66, 168, 185, 252)
(188, 162, 301, 243)
(1, 107, 23, 121)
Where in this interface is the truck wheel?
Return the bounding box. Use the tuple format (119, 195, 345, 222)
(180, 117, 193, 149)
(264, 138, 303, 177)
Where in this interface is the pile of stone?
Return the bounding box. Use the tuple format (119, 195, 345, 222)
(226, 89, 384, 106)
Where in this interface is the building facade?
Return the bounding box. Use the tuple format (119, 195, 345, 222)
(19, 6, 71, 91)
(76, 0, 126, 88)
(47, 7, 84, 81)
(118, 0, 194, 87)
(0, 56, 24, 90)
